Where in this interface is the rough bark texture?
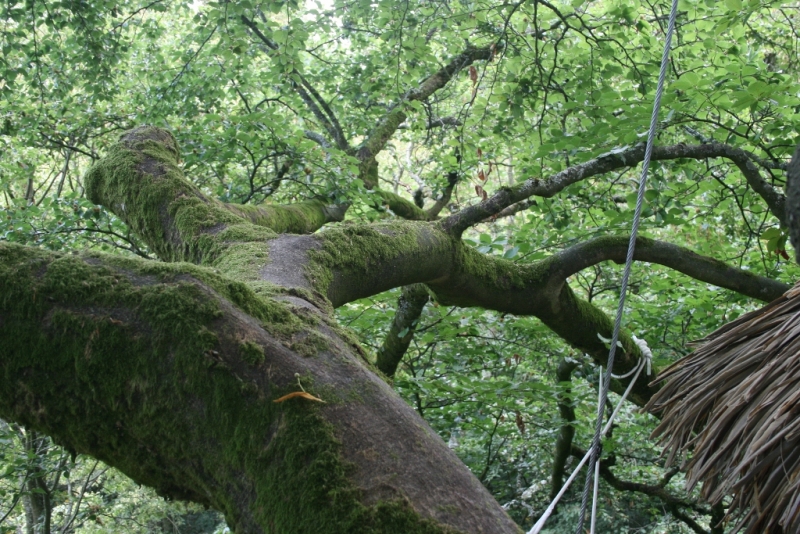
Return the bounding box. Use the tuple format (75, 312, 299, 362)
(2, 127, 521, 534)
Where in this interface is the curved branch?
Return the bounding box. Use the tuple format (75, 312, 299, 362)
(443, 142, 788, 236)
(551, 236, 789, 303)
(84, 127, 341, 266)
(304, 227, 787, 403)
(356, 45, 497, 171)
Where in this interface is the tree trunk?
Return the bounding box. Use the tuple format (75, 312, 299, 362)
(0, 239, 520, 534)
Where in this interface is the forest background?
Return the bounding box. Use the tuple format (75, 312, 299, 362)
(1, 0, 799, 532)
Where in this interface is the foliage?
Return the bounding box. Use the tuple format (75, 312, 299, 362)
(2, 0, 800, 531)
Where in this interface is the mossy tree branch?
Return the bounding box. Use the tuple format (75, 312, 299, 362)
(0, 242, 520, 534)
(83, 127, 342, 267)
(84, 128, 786, 407)
(376, 284, 430, 377)
(549, 359, 578, 505)
(306, 227, 785, 403)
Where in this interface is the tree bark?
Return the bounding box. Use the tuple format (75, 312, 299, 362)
(0, 242, 519, 534)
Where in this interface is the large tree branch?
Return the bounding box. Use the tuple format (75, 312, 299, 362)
(83, 127, 341, 266)
(0, 242, 521, 534)
(443, 142, 788, 237)
(551, 236, 789, 303)
(300, 227, 786, 404)
(86, 128, 787, 408)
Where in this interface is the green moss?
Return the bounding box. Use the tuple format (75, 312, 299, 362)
(84, 128, 248, 264)
(307, 221, 430, 295)
(457, 244, 539, 291)
(225, 199, 333, 234)
(0, 242, 462, 534)
(239, 340, 265, 365)
(291, 330, 332, 357)
(371, 190, 430, 221)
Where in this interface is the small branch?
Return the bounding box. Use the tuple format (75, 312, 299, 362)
(570, 445, 711, 534)
(40, 133, 97, 160)
(443, 142, 789, 237)
(549, 359, 578, 504)
(493, 198, 537, 219)
(376, 284, 429, 376)
(240, 16, 349, 151)
(355, 45, 497, 170)
(304, 130, 331, 148)
(426, 168, 459, 218)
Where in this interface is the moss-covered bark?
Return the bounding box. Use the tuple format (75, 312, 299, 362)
(376, 284, 430, 376)
(0, 242, 520, 534)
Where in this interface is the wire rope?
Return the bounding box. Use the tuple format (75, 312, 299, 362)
(574, 1, 680, 532)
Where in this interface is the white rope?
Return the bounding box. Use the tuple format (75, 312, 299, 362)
(527, 349, 650, 534)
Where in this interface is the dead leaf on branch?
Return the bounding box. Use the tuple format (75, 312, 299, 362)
(273, 391, 326, 403)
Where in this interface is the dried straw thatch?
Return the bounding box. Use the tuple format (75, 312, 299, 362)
(646, 283, 800, 534)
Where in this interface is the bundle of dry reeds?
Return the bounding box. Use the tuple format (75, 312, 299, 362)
(646, 283, 800, 534)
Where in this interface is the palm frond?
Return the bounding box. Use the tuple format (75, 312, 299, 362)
(646, 283, 800, 534)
